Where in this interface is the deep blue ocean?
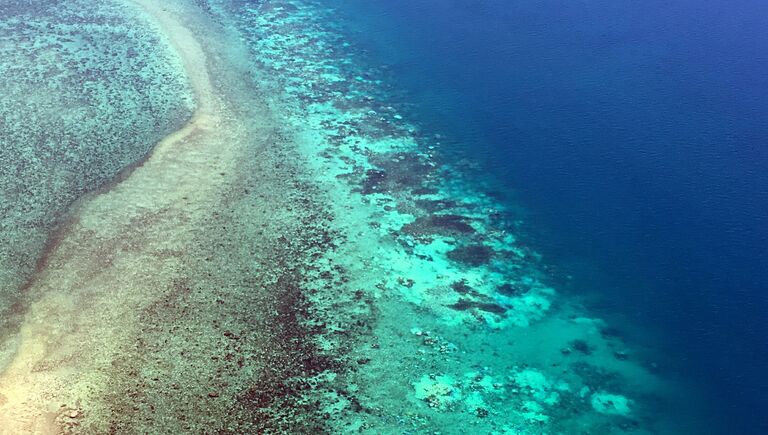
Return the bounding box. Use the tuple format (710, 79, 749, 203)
(328, 0, 768, 432)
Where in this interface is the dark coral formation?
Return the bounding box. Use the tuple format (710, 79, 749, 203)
(570, 339, 594, 355)
(414, 199, 460, 213)
(450, 280, 474, 295)
(361, 152, 434, 195)
(447, 245, 495, 267)
(497, 283, 527, 297)
(402, 215, 475, 237)
(448, 298, 507, 315)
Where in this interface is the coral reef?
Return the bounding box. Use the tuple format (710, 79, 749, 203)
(0, 0, 701, 433)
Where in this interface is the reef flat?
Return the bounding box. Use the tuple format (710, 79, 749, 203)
(0, 0, 194, 367)
(0, 0, 704, 433)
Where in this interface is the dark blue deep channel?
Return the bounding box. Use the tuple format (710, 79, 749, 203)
(327, 0, 768, 432)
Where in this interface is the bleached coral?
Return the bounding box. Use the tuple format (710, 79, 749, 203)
(413, 374, 462, 410)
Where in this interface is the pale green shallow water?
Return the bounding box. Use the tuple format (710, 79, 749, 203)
(0, 0, 704, 433)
